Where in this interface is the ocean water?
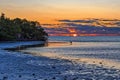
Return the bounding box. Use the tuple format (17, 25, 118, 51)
(19, 36, 120, 79)
(49, 36, 120, 42)
(26, 36, 120, 69)
(48, 36, 120, 60)
(47, 36, 120, 69)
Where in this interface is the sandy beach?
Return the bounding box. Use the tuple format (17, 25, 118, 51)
(1, 0, 120, 79)
(0, 41, 120, 80)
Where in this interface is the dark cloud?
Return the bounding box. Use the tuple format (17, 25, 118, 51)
(43, 19, 120, 36)
(58, 19, 120, 27)
(44, 23, 120, 35)
(102, 19, 120, 21)
(115, 22, 120, 26)
(58, 20, 71, 22)
(58, 19, 95, 23)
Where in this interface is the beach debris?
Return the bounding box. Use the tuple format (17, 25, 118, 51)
(3, 76, 8, 80)
(32, 73, 35, 76)
(18, 75, 22, 78)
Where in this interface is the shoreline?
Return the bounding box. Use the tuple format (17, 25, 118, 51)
(1, 41, 120, 79)
(4, 42, 45, 51)
(0, 41, 79, 80)
(2, 41, 46, 51)
(21, 48, 120, 69)
(20, 41, 120, 69)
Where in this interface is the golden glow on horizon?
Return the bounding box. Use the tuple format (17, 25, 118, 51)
(73, 34, 77, 37)
(49, 33, 119, 36)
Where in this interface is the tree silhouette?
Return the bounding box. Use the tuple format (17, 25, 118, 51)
(0, 13, 48, 41)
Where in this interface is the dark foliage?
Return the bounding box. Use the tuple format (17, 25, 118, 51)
(0, 13, 48, 41)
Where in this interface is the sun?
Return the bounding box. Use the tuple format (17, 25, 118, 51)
(73, 34, 77, 37)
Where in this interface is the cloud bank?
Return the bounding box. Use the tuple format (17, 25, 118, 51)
(42, 19, 120, 36)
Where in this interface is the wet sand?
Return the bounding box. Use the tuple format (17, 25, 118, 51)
(21, 49, 120, 69)
(1, 42, 120, 80)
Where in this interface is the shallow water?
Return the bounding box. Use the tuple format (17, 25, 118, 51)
(24, 36, 120, 69)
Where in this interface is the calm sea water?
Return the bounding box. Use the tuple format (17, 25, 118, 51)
(25, 36, 120, 68)
(49, 36, 120, 42)
(48, 36, 120, 60)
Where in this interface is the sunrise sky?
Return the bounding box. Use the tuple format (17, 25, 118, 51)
(0, 0, 120, 24)
(0, 0, 120, 36)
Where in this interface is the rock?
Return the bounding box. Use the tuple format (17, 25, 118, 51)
(99, 62, 102, 64)
(32, 73, 35, 76)
(3, 76, 8, 80)
(19, 75, 22, 78)
(52, 77, 56, 79)
(52, 66, 56, 69)
(73, 77, 78, 80)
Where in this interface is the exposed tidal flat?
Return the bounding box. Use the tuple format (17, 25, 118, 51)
(1, 38, 120, 80)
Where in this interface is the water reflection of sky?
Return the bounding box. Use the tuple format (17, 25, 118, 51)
(23, 41, 120, 69)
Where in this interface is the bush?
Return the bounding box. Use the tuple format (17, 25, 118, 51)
(0, 13, 48, 41)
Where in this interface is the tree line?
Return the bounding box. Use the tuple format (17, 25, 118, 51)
(0, 13, 48, 41)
